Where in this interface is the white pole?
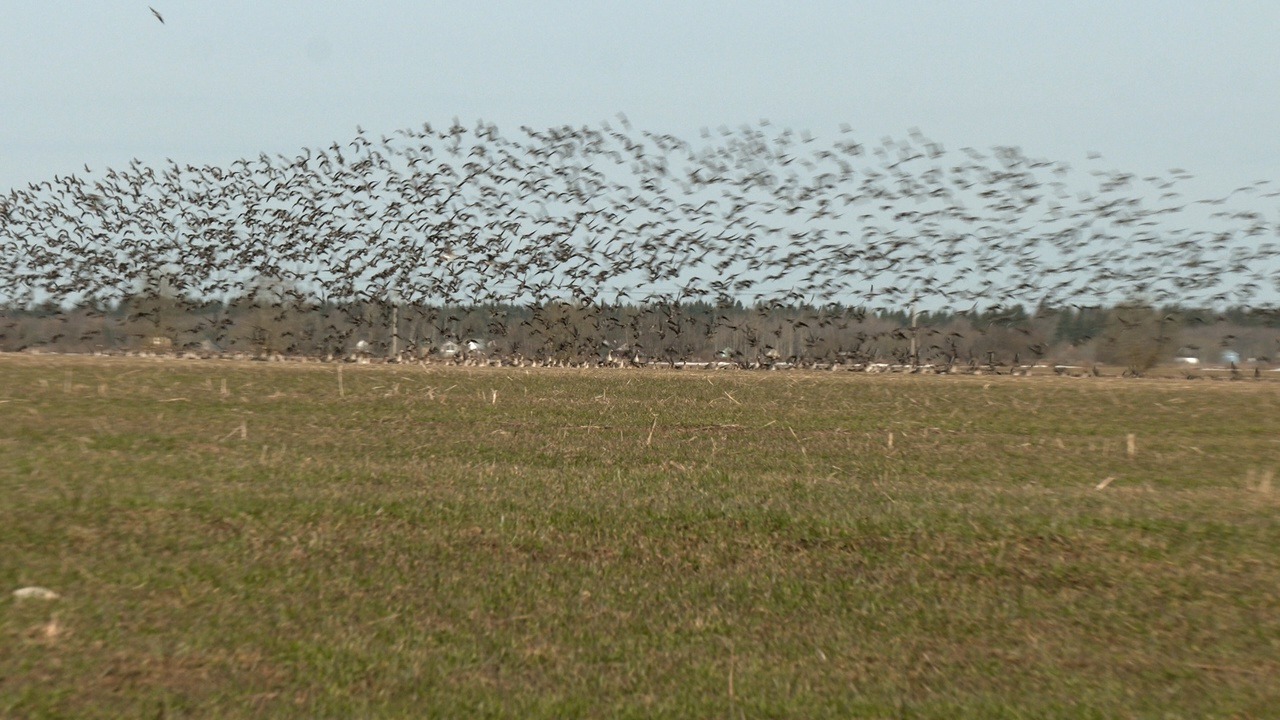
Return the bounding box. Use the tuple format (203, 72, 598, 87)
(389, 291, 398, 361)
(909, 302, 918, 367)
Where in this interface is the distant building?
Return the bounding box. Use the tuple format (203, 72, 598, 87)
(352, 339, 373, 363)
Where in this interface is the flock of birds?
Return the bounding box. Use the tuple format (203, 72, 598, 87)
(1, 116, 1277, 365)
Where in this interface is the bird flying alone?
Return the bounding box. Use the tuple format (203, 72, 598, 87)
(150, 6, 164, 24)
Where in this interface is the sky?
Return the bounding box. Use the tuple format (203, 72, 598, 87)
(4, 1, 1279, 196)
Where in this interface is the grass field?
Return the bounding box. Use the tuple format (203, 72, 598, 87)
(2, 355, 1278, 718)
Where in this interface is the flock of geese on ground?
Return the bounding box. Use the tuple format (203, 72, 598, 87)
(1, 117, 1277, 365)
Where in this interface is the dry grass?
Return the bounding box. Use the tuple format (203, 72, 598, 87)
(2, 355, 1278, 718)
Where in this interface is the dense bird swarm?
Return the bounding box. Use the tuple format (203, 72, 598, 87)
(2, 118, 1277, 367)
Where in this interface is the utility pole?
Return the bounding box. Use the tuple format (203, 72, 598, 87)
(909, 302, 918, 368)
(389, 290, 399, 362)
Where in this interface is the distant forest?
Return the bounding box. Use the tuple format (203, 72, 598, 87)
(4, 291, 1277, 371)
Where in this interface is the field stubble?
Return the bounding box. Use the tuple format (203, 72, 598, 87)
(1, 355, 1278, 718)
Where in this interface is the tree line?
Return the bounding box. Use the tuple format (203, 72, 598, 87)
(3, 289, 1276, 372)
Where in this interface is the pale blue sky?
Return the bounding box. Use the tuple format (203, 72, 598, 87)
(4, 1, 1278, 195)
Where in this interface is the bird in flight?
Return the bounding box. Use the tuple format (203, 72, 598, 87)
(149, 6, 164, 24)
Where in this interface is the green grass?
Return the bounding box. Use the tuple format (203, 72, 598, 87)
(2, 356, 1278, 718)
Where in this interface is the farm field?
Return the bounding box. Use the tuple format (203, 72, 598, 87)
(2, 355, 1278, 718)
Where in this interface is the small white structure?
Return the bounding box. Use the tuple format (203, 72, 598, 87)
(351, 339, 373, 364)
